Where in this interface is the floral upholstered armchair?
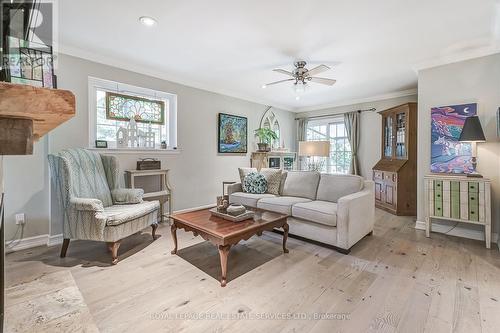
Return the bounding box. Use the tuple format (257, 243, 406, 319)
(48, 148, 160, 264)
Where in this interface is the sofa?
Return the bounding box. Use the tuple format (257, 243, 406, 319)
(228, 170, 375, 253)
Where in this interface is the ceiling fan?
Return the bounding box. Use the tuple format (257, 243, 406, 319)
(262, 61, 337, 90)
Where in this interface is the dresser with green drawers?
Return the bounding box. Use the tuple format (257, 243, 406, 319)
(424, 174, 491, 248)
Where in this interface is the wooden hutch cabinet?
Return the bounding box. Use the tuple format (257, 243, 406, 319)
(372, 103, 417, 215)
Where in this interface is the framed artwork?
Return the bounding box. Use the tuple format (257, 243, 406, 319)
(4, 36, 56, 88)
(218, 113, 248, 153)
(431, 103, 477, 174)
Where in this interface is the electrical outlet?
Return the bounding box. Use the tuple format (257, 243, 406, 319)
(15, 213, 25, 225)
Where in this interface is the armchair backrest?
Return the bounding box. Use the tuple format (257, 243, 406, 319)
(50, 148, 113, 207)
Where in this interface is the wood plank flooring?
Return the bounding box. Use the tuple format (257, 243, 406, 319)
(4, 209, 500, 333)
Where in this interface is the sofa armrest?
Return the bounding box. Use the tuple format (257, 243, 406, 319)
(111, 188, 144, 205)
(336, 180, 375, 249)
(227, 183, 243, 195)
(70, 197, 104, 212)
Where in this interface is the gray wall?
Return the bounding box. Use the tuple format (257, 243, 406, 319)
(4, 54, 297, 239)
(296, 94, 418, 179)
(417, 54, 500, 236)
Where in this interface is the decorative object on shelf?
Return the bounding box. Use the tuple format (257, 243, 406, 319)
(95, 140, 108, 148)
(226, 204, 247, 216)
(260, 107, 281, 149)
(298, 141, 330, 171)
(216, 195, 230, 213)
(127, 118, 140, 147)
(218, 113, 248, 153)
(424, 174, 491, 248)
(105, 92, 165, 124)
(250, 152, 297, 171)
(243, 172, 268, 194)
(161, 141, 167, 149)
(143, 123, 155, 148)
(431, 103, 477, 174)
(373, 103, 417, 216)
(254, 127, 278, 152)
(458, 115, 486, 177)
(4, 36, 56, 88)
(209, 207, 255, 222)
(116, 127, 128, 148)
(136, 158, 161, 170)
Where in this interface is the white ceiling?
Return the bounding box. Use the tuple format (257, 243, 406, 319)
(58, 0, 500, 111)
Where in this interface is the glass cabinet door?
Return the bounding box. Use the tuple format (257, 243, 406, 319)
(383, 115, 393, 158)
(395, 111, 407, 159)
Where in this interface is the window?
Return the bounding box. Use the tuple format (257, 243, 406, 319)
(306, 118, 352, 174)
(88, 77, 177, 150)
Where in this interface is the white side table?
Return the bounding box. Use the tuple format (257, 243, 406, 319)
(125, 169, 173, 223)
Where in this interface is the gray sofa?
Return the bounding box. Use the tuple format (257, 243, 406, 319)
(228, 171, 375, 253)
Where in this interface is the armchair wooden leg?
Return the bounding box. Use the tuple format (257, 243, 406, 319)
(60, 239, 70, 258)
(151, 223, 158, 240)
(110, 241, 121, 265)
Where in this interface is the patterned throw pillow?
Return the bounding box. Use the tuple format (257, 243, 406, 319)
(260, 168, 282, 195)
(238, 167, 257, 192)
(243, 172, 268, 194)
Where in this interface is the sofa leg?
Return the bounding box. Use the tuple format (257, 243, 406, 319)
(151, 223, 158, 240)
(367, 231, 373, 236)
(60, 239, 70, 258)
(110, 241, 121, 265)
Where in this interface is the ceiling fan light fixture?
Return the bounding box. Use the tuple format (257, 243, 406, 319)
(261, 84, 267, 89)
(293, 81, 307, 94)
(139, 16, 158, 26)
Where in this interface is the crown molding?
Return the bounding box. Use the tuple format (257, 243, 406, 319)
(412, 45, 500, 72)
(57, 43, 294, 111)
(294, 88, 418, 113)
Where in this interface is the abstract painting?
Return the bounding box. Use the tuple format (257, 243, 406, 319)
(218, 113, 248, 153)
(431, 103, 477, 174)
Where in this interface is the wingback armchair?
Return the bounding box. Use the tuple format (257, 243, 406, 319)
(48, 148, 160, 264)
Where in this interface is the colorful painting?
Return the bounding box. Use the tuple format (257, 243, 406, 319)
(218, 113, 247, 153)
(431, 103, 477, 174)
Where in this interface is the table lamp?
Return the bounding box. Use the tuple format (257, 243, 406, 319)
(459, 115, 486, 177)
(298, 141, 330, 171)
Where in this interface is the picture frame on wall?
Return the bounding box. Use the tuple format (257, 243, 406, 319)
(430, 103, 477, 174)
(218, 113, 248, 154)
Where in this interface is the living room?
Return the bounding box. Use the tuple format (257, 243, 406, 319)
(1, 1, 500, 332)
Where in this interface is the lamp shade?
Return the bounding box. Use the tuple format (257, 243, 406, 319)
(459, 116, 486, 142)
(298, 141, 330, 157)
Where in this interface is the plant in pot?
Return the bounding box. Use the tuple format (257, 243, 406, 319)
(254, 128, 278, 152)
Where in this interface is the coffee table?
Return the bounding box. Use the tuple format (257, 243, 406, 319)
(170, 208, 289, 287)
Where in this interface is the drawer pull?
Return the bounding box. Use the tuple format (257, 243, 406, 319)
(471, 197, 475, 201)
(437, 194, 441, 198)
(471, 211, 475, 214)
(437, 208, 441, 210)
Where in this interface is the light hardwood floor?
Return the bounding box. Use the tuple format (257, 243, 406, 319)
(5, 209, 500, 333)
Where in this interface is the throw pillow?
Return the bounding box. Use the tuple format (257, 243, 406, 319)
(238, 167, 257, 192)
(243, 172, 268, 194)
(259, 168, 282, 195)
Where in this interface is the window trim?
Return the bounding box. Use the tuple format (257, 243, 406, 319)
(88, 76, 178, 151)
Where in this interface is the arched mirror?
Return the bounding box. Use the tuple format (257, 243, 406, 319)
(260, 108, 281, 149)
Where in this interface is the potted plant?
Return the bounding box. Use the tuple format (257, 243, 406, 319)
(254, 128, 278, 152)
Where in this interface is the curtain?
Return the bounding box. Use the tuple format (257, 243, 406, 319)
(296, 118, 308, 170)
(344, 111, 361, 175)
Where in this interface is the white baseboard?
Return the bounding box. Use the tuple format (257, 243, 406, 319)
(5, 204, 217, 253)
(5, 234, 50, 253)
(415, 220, 499, 245)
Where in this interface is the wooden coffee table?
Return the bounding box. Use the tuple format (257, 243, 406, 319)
(170, 208, 289, 287)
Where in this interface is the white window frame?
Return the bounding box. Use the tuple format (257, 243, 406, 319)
(88, 76, 177, 151)
(306, 117, 352, 174)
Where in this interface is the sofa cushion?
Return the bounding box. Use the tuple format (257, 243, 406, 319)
(238, 167, 257, 192)
(316, 174, 364, 203)
(260, 168, 282, 195)
(281, 171, 320, 200)
(257, 196, 311, 215)
(104, 200, 160, 226)
(292, 200, 337, 227)
(243, 172, 268, 194)
(229, 192, 276, 208)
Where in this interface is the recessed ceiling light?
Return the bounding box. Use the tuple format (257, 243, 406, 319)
(139, 16, 158, 27)
(295, 96, 300, 101)
(261, 84, 267, 89)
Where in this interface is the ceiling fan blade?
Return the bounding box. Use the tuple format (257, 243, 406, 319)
(272, 69, 295, 77)
(307, 64, 330, 76)
(263, 78, 295, 87)
(309, 77, 337, 86)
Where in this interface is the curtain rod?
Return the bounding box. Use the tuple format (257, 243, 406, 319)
(294, 107, 377, 121)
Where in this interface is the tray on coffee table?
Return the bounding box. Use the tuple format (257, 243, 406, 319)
(209, 207, 254, 222)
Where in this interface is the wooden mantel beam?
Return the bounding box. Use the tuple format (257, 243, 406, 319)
(0, 82, 75, 155)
